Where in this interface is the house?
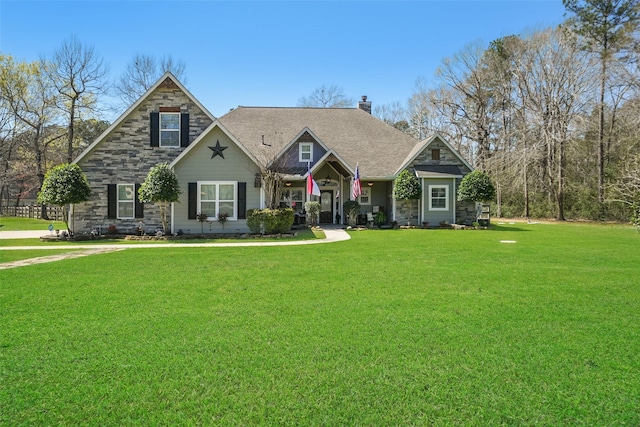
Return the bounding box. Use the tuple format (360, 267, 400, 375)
(72, 73, 476, 234)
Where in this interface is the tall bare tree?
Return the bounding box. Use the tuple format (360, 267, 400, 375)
(563, 0, 640, 210)
(0, 55, 63, 217)
(297, 84, 354, 108)
(434, 41, 497, 169)
(115, 54, 187, 105)
(513, 27, 594, 220)
(44, 35, 108, 162)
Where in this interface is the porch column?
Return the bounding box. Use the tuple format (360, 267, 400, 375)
(451, 177, 456, 224)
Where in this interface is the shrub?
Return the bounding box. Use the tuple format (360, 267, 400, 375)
(394, 169, 421, 225)
(394, 169, 421, 201)
(457, 170, 496, 203)
(304, 201, 321, 226)
(217, 212, 229, 230)
(138, 163, 181, 234)
(196, 212, 208, 233)
(246, 209, 263, 234)
(246, 208, 294, 234)
(37, 163, 91, 233)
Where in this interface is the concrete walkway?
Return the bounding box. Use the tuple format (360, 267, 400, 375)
(0, 228, 350, 249)
(0, 230, 51, 239)
(0, 228, 351, 269)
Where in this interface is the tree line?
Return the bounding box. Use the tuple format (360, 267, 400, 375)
(375, 0, 640, 222)
(0, 36, 186, 214)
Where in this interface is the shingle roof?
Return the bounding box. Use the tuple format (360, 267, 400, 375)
(218, 107, 419, 178)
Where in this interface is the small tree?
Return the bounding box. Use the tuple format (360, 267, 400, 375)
(394, 169, 421, 225)
(457, 170, 496, 203)
(37, 163, 91, 233)
(138, 163, 181, 234)
(196, 212, 208, 234)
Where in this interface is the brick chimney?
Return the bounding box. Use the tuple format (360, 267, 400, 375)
(357, 95, 371, 114)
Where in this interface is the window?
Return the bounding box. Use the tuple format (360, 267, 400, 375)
(299, 143, 313, 162)
(432, 149, 440, 161)
(429, 185, 448, 211)
(160, 113, 180, 147)
(199, 182, 237, 220)
(117, 184, 135, 219)
(281, 188, 304, 212)
(358, 187, 371, 205)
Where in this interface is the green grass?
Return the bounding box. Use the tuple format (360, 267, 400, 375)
(0, 249, 84, 264)
(0, 217, 66, 231)
(1, 223, 638, 425)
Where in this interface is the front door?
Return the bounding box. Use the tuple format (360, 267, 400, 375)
(320, 190, 333, 223)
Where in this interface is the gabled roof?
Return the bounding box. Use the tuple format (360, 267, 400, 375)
(218, 107, 419, 178)
(396, 133, 474, 174)
(170, 119, 261, 168)
(73, 72, 216, 165)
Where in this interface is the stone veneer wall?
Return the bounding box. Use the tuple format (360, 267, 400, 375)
(73, 84, 214, 234)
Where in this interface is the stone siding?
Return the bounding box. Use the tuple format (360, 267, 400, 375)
(73, 86, 214, 234)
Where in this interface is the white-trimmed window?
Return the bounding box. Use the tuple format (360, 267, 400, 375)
(299, 143, 313, 162)
(281, 188, 305, 212)
(117, 184, 135, 219)
(358, 187, 371, 205)
(199, 182, 237, 220)
(429, 185, 449, 211)
(160, 113, 180, 147)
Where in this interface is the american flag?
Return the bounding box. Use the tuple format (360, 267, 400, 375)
(352, 163, 362, 200)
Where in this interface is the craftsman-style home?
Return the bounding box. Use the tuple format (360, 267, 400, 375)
(72, 73, 476, 234)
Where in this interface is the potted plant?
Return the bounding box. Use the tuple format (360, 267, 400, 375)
(343, 200, 360, 226)
(304, 201, 321, 226)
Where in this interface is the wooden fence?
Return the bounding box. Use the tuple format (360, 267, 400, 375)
(1, 205, 65, 221)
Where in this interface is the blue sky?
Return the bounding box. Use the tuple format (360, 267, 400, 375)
(1, 0, 567, 119)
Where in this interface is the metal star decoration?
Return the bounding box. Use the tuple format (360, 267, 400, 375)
(208, 140, 228, 159)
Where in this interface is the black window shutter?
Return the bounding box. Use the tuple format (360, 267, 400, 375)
(134, 183, 144, 218)
(237, 182, 246, 219)
(188, 182, 197, 219)
(107, 184, 117, 219)
(180, 113, 190, 147)
(150, 112, 159, 147)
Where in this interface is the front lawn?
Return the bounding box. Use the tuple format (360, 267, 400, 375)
(0, 216, 65, 231)
(1, 223, 638, 425)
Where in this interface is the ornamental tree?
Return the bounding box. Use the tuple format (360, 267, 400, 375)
(37, 163, 91, 233)
(138, 163, 181, 234)
(394, 169, 422, 225)
(457, 170, 496, 203)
